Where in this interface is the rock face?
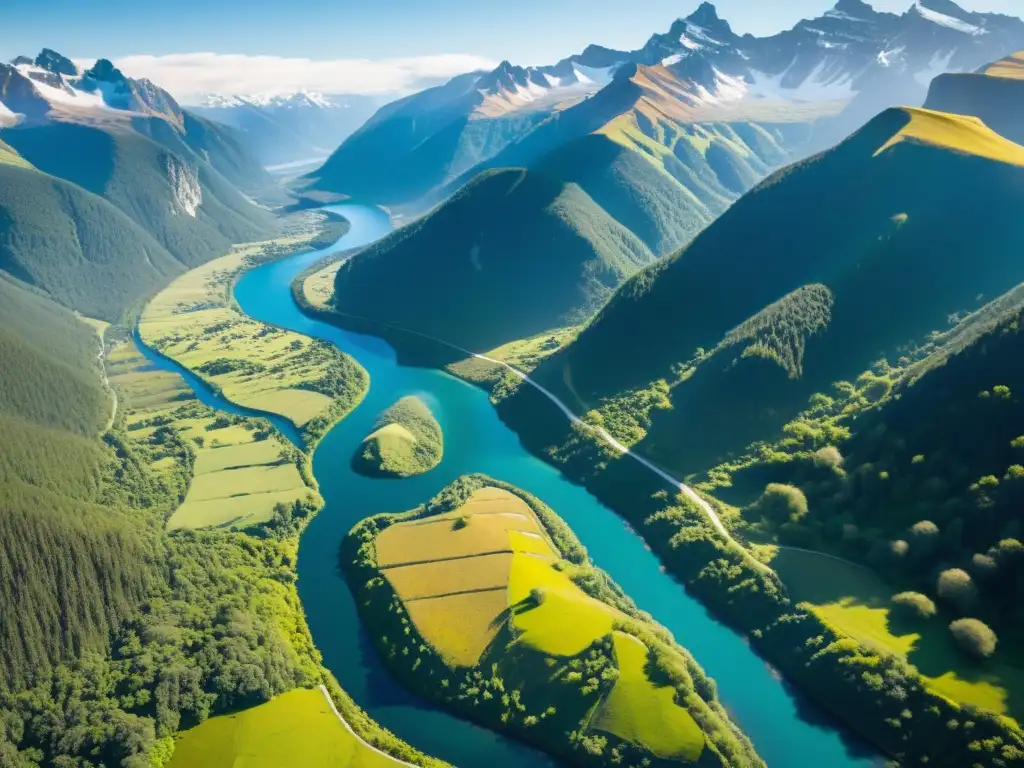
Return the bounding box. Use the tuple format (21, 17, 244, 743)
(34, 48, 77, 76)
(167, 156, 201, 217)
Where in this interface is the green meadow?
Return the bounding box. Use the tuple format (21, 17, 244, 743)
(167, 687, 408, 768)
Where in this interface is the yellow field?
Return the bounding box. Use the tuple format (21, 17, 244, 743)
(111, 340, 314, 533)
(375, 488, 553, 665)
(772, 547, 1024, 722)
(368, 483, 724, 760)
(167, 687, 407, 768)
(376, 501, 545, 567)
(385, 553, 514, 601)
(303, 260, 344, 309)
(876, 107, 1024, 167)
(984, 51, 1024, 80)
(508, 553, 618, 657)
(405, 590, 509, 667)
(591, 632, 705, 762)
(139, 240, 343, 428)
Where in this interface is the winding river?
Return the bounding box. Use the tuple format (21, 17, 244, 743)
(144, 204, 880, 767)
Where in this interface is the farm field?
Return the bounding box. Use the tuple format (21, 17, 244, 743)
(167, 687, 407, 768)
(109, 340, 314, 532)
(351, 480, 727, 765)
(771, 547, 1024, 722)
(139, 237, 367, 435)
(446, 326, 579, 385)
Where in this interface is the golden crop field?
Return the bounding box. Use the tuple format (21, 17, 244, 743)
(385, 553, 514, 601)
(405, 590, 509, 667)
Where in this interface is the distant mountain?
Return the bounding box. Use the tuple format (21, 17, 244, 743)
(308, 56, 625, 205)
(0, 50, 275, 288)
(504, 105, 1024, 476)
(925, 50, 1024, 143)
(310, 0, 1024, 211)
(191, 91, 384, 167)
(481, 61, 811, 255)
(330, 168, 654, 351)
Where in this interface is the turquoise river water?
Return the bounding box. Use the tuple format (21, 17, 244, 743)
(140, 204, 881, 767)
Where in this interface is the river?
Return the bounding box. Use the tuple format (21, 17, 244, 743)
(144, 204, 881, 767)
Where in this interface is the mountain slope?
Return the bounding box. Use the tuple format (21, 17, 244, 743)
(330, 168, 654, 351)
(925, 51, 1024, 144)
(0, 158, 183, 320)
(309, 59, 621, 206)
(507, 107, 1024, 475)
(0, 52, 276, 266)
(485, 62, 810, 255)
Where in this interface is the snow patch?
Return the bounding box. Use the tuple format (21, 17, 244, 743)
(572, 64, 615, 86)
(685, 23, 724, 48)
(167, 158, 201, 217)
(16, 63, 110, 110)
(877, 46, 906, 67)
(543, 73, 562, 88)
(824, 8, 870, 23)
(743, 61, 856, 102)
(913, 0, 986, 36)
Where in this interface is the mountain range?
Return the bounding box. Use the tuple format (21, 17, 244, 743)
(190, 91, 384, 167)
(0, 49, 277, 321)
(308, 0, 1024, 257)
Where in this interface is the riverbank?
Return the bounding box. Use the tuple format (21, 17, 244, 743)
(343, 474, 763, 767)
(129, 221, 449, 767)
(279, 208, 878, 768)
(294, 266, 1024, 766)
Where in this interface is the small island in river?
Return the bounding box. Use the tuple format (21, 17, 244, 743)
(353, 396, 443, 478)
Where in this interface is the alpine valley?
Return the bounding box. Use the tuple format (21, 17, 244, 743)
(4, 2, 1024, 768)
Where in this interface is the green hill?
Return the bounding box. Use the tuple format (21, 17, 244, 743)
(0, 161, 183, 320)
(505, 107, 1024, 476)
(353, 396, 443, 478)
(925, 51, 1024, 145)
(1, 120, 273, 269)
(479, 64, 809, 255)
(309, 71, 552, 206)
(330, 168, 654, 352)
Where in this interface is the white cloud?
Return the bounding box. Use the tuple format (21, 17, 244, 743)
(89, 52, 497, 103)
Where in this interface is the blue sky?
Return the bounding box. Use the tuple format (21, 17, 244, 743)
(2, 0, 1019, 99)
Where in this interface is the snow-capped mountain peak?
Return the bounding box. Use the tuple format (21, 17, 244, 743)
(911, 0, 987, 36)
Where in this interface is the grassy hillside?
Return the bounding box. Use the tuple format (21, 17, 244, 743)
(344, 476, 762, 768)
(509, 107, 1024, 476)
(1, 120, 273, 269)
(0, 161, 183, 320)
(330, 168, 653, 352)
(481, 64, 809, 255)
(925, 51, 1024, 146)
(309, 72, 551, 206)
(354, 396, 443, 478)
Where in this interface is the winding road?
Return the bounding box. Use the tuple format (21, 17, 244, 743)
(330, 307, 753, 559)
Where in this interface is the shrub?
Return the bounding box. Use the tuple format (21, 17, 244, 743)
(756, 483, 808, 523)
(910, 520, 939, 538)
(891, 592, 937, 619)
(949, 618, 997, 659)
(937, 569, 977, 609)
(813, 446, 844, 469)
